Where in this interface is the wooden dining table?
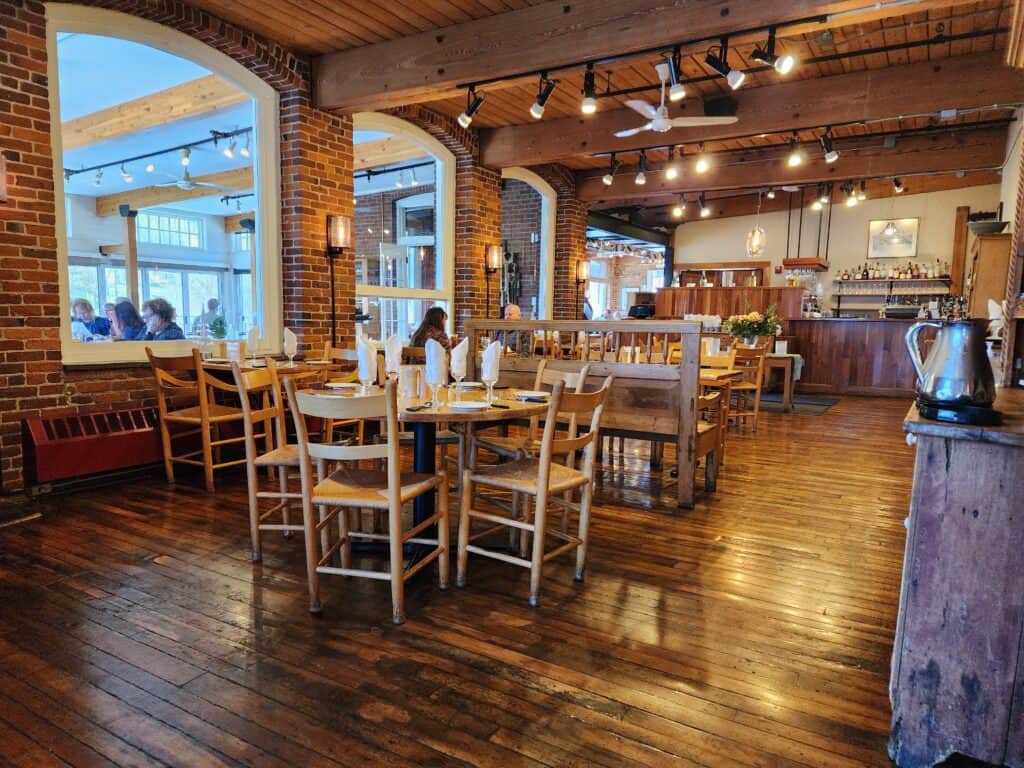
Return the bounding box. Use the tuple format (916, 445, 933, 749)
(305, 387, 549, 528)
(202, 357, 350, 374)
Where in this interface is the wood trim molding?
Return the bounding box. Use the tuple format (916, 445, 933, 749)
(1008, 0, 1024, 68)
(951, 206, 970, 296)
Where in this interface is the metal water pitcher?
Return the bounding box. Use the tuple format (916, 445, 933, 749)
(904, 319, 996, 407)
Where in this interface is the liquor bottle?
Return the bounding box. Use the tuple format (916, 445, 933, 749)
(861, 264, 869, 280)
(926, 262, 934, 279)
(869, 265, 877, 279)
(852, 265, 861, 280)
(842, 266, 849, 281)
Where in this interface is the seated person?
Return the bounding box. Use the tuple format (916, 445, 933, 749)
(410, 306, 450, 352)
(114, 300, 148, 341)
(103, 302, 121, 338)
(494, 303, 521, 351)
(71, 298, 111, 337)
(142, 298, 186, 341)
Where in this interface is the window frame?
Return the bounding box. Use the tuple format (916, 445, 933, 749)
(48, 5, 282, 365)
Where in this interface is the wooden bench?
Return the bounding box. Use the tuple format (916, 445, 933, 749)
(464, 319, 702, 508)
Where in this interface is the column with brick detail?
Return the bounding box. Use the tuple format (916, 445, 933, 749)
(533, 165, 589, 320)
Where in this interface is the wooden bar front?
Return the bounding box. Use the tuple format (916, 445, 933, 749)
(655, 286, 803, 320)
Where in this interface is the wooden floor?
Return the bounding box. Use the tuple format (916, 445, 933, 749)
(0, 396, 920, 768)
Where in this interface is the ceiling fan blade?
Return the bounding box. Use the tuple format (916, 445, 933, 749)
(614, 124, 652, 138)
(624, 100, 659, 120)
(668, 116, 740, 127)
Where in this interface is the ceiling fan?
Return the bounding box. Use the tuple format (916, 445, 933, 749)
(614, 61, 739, 138)
(155, 169, 236, 192)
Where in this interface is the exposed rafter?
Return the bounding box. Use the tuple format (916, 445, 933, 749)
(95, 168, 253, 217)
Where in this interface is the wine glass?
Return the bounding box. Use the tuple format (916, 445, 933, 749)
(454, 372, 465, 403)
(429, 381, 443, 409)
(483, 374, 497, 404)
(359, 372, 375, 396)
(283, 331, 297, 368)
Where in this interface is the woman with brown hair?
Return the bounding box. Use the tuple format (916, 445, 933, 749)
(410, 306, 450, 351)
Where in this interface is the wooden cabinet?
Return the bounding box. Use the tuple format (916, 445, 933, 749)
(890, 390, 1024, 767)
(654, 286, 803, 320)
(966, 233, 1011, 317)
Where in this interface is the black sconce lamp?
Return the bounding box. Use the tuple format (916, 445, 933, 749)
(575, 260, 590, 319)
(326, 214, 352, 346)
(485, 244, 502, 319)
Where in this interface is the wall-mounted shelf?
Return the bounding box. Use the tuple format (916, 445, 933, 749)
(784, 258, 829, 271)
(832, 277, 951, 317)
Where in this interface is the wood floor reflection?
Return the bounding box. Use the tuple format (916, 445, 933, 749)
(0, 396, 915, 767)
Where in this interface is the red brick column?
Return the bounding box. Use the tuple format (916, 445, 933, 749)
(0, 1, 351, 491)
(534, 165, 590, 319)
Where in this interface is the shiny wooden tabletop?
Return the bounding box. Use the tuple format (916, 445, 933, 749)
(698, 367, 744, 381)
(202, 358, 344, 373)
(304, 386, 549, 423)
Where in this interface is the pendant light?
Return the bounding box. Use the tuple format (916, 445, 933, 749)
(746, 192, 766, 257)
(581, 63, 598, 115)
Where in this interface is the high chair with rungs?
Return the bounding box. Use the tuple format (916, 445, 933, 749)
(458, 377, 612, 607)
(286, 377, 449, 623)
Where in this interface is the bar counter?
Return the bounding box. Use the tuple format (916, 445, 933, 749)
(787, 318, 931, 397)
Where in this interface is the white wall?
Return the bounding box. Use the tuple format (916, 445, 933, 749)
(999, 107, 1022, 236)
(673, 184, 1001, 308)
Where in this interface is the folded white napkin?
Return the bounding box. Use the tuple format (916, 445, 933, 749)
(283, 327, 298, 358)
(450, 338, 468, 381)
(481, 341, 502, 383)
(247, 325, 260, 355)
(425, 339, 447, 386)
(384, 334, 403, 376)
(357, 336, 376, 383)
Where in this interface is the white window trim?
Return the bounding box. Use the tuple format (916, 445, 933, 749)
(47, 4, 282, 365)
(352, 112, 455, 334)
(501, 167, 556, 320)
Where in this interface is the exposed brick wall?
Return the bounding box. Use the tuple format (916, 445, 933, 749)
(533, 165, 589, 319)
(500, 179, 541, 318)
(609, 257, 660, 312)
(0, 0, 350, 491)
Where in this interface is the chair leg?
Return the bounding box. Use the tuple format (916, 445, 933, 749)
(456, 470, 472, 587)
(705, 449, 718, 493)
(437, 479, 450, 590)
(528, 489, 549, 608)
(278, 466, 292, 538)
(509, 491, 521, 551)
(159, 421, 175, 484)
(388, 501, 405, 625)
(246, 456, 261, 562)
(201, 423, 215, 492)
(575, 481, 593, 582)
(301, 497, 321, 613)
(338, 506, 352, 570)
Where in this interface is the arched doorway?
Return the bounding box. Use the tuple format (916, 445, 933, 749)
(501, 167, 556, 319)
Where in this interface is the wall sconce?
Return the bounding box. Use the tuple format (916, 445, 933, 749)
(575, 260, 590, 319)
(326, 214, 352, 345)
(484, 244, 503, 319)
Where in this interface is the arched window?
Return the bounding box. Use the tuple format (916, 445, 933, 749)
(47, 6, 280, 364)
(500, 168, 556, 319)
(351, 113, 455, 340)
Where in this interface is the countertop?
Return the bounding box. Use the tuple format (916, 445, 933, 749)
(789, 317, 919, 322)
(904, 389, 1024, 448)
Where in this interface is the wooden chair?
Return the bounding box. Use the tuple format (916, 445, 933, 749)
(146, 347, 246, 492)
(694, 390, 726, 495)
(322, 343, 358, 363)
(458, 377, 612, 607)
(731, 345, 768, 431)
(286, 378, 449, 623)
(472, 360, 591, 461)
(232, 359, 323, 561)
(700, 347, 737, 369)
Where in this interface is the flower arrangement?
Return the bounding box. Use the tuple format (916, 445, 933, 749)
(208, 316, 228, 339)
(722, 304, 780, 339)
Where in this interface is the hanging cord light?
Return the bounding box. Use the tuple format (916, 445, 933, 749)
(746, 191, 766, 256)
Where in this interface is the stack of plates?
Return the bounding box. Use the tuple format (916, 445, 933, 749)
(513, 390, 549, 402)
(448, 401, 491, 412)
(324, 381, 359, 390)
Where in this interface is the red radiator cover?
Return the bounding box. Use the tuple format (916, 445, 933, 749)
(22, 408, 163, 487)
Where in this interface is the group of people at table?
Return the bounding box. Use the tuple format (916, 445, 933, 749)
(70, 296, 222, 342)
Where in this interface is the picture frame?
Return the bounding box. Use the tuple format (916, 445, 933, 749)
(867, 217, 919, 259)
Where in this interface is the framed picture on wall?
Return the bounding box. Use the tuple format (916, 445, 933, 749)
(867, 218, 919, 259)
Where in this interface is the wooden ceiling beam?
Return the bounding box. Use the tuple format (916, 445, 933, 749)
(62, 75, 248, 151)
(479, 51, 1024, 168)
(354, 137, 428, 171)
(223, 211, 255, 232)
(1008, 0, 1024, 68)
(575, 125, 1008, 202)
(312, 0, 946, 112)
(95, 167, 253, 217)
(606, 171, 1001, 226)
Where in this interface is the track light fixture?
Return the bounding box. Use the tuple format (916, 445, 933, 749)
(667, 48, 686, 102)
(120, 163, 132, 184)
(857, 180, 867, 201)
(766, 187, 775, 199)
(819, 184, 830, 204)
(458, 87, 484, 129)
(145, 162, 155, 173)
(671, 195, 686, 219)
(698, 192, 710, 217)
(844, 184, 858, 207)
(93, 169, 103, 187)
(694, 143, 711, 174)
(811, 199, 823, 211)
(664, 146, 681, 180)
(180, 147, 191, 166)
(751, 27, 795, 76)
(602, 153, 619, 186)
(635, 150, 647, 185)
(819, 128, 839, 163)
(893, 177, 905, 193)
(705, 37, 745, 90)
(581, 63, 598, 115)
(240, 135, 251, 159)
(786, 134, 804, 167)
(530, 72, 556, 119)
(223, 139, 236, 159)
